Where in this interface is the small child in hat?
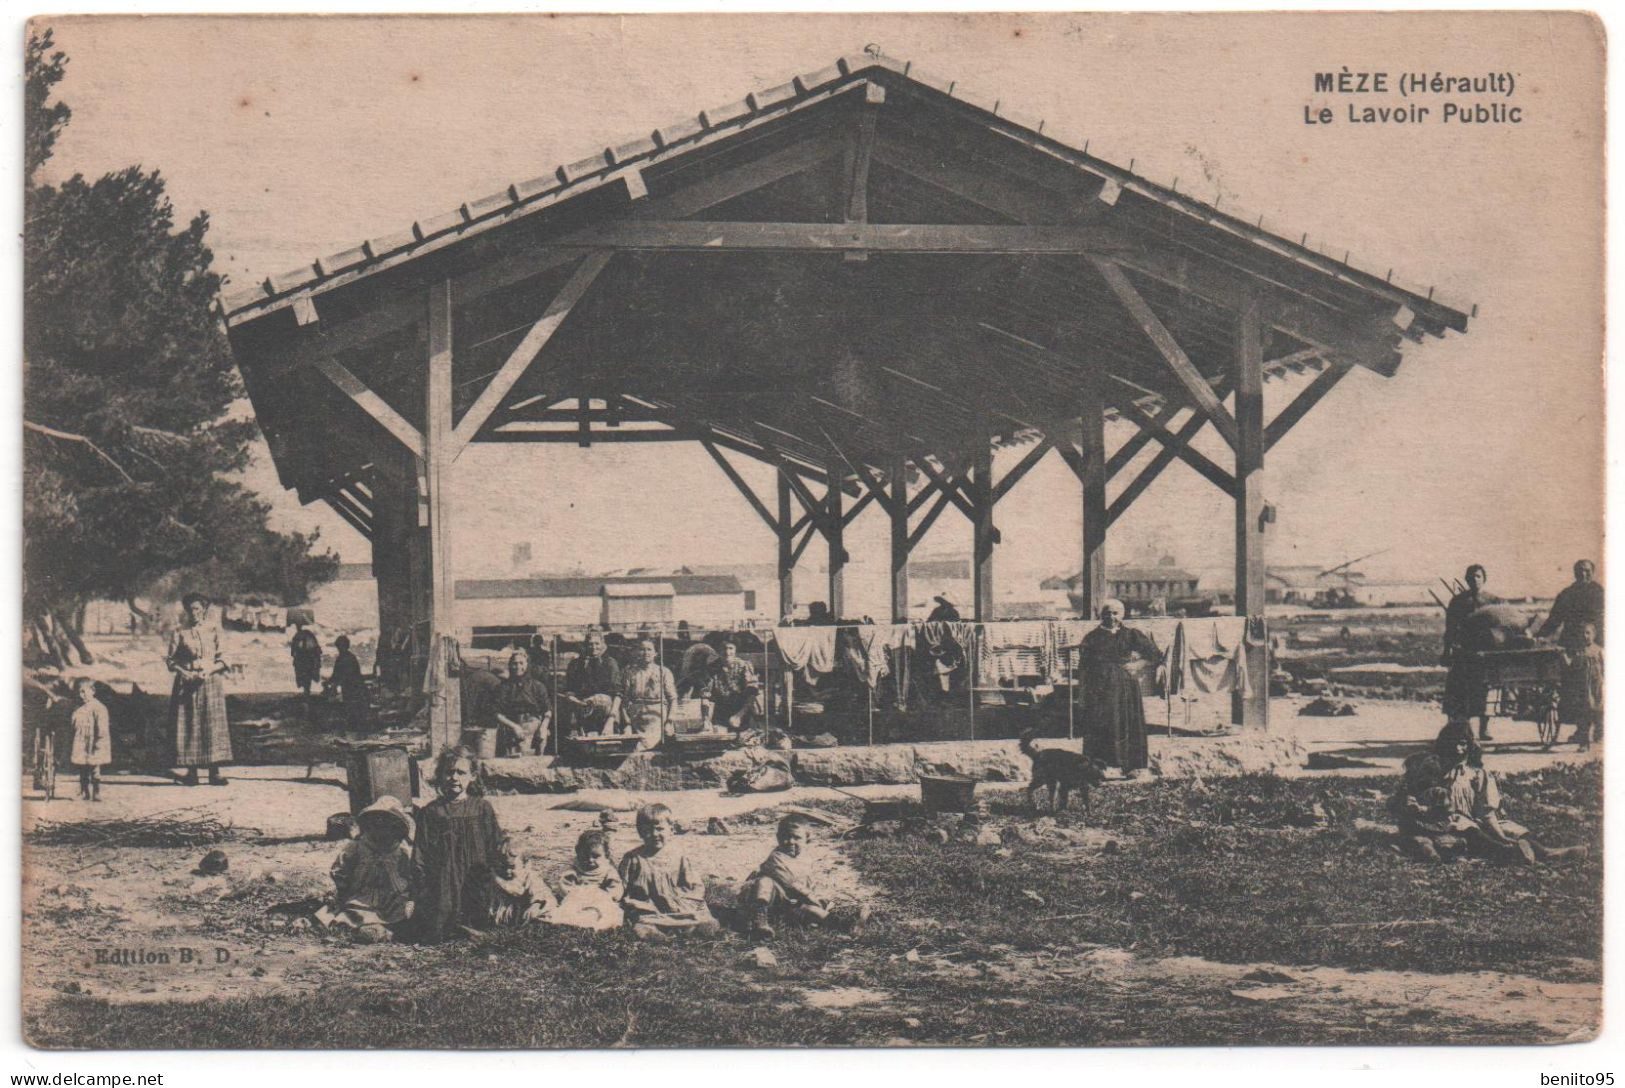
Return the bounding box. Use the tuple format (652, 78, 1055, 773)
(317, 795, 416, 943)
(551, 829, 624, 930)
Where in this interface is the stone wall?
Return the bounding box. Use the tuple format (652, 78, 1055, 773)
(476, 733, 1306, 793)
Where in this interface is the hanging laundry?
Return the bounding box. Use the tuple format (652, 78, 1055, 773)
(773, 626, 838, 675)
(914, 621, 974, 698)
(976, 621, 1057, 686)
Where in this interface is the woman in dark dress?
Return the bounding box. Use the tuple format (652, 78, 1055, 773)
(1077, 599, 1163, 774)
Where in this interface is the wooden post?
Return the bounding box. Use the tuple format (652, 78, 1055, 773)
(826, 459, 846, 620)
(425, 281, 462, 753)
(973, 434, 996, 622)
(1078, 378, 1108, 620)
(777, 472, 795, 620)
(369, 461, 412, 687)
(890, 453, 909, 622)
(1234, 294, 1269, 729)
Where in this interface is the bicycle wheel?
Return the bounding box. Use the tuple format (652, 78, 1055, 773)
(1538, 696, 1561, 749)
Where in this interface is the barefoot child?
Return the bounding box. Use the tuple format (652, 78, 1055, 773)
(317, 795, 415, 943)
(412, 746, 550, 942)
(618, 803, 719, 939)
(739, 814, 869, 939)
(551, 829, 625, 931)
(69, 678, 111, 801)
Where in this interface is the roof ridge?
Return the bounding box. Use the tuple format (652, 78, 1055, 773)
(220, 48, 1473, 325)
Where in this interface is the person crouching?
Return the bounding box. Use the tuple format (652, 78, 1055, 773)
(739, 814, 869, 940)
(317, 796, 415, 944)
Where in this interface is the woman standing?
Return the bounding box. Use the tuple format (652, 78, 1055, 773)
(1077, 599, 1163, 775)
(167, 592, 232, 786)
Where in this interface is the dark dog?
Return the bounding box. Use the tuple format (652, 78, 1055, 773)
(1019, 731, 1107, 813)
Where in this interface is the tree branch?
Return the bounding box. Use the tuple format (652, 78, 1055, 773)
(24, 419, 136, 484)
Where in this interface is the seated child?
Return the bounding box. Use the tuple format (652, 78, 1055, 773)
(550, 829, 625, 931)
(69, 678, 111, 802)
(618, 803, 720, 939)
(412, 746, 552, 942)
(317, 795, 415, 943)
(739, 814, 869, 939)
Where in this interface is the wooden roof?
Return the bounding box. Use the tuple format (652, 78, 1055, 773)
(223, 52, 1472, 519)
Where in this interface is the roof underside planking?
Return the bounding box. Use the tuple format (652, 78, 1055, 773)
(222, 54, 1472, 526)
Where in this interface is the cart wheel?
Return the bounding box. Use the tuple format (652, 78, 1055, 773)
(1538, 702, 1561, 750)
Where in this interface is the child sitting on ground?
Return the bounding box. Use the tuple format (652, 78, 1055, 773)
(412, 746, 552, 942)
(550, 829, 625, 931)
(739, 814, 870, 939)
(618, 803, 719, 939)
(317, 795, 415, 943)
(68, 678, 111, 802)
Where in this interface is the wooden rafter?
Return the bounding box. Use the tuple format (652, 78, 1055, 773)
(311, 357, 425, 458)
(990, 435, 1054, 503)
(557, 220, 1124, 255)
(450, 249, 612, 459)
(912, 456, 977, 519)
(1266, 361, 1351, 451)
(1111, 396, 1237, 497)
(700, 440, 779, 533)
(323, 495, 372, 539)
(1091, 258, 1240, 450)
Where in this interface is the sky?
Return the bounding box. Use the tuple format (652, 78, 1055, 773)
(32, 12, 1606, 606)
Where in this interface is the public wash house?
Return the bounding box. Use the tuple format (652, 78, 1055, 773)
(220, 54, 1472, 753)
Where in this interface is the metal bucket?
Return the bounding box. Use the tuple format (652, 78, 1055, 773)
(919, 773, 977, 813)
(346, 746, 418, 815)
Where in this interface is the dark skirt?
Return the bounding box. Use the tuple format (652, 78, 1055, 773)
(1443, 658, 1487, 719)
(1083, 663, 1149, 771)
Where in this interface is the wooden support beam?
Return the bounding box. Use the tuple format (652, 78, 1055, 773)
(1234, 292, 1269, 730)
(841, 489, 876, 527)
(560, 220, 1124, 256)
(790, 519, 819, 567)
(889, 453, 909, 622)
(826, 457, 846, 619)
(1265, 362, 1351, 452)
(311, 356, 425, 458)
(777, 473, 795, 620)
(1106, 422, 1158, 479)
(991, 436, 1053, 504)
(1092, 258, 1241, 449)
(450, 250, 611, 458)
(817, 422, 897, 517)
(481, 426, 688, 443)
(1107, 409, 1212, 526)
(972, 431, 996, 622)
(842, 83, 883, 261)
(322, 495, 372, 539)
(424, 280, 461, 753)
(1078, 385, 1108, 620)
(907, 477, 942, 516)
(907, 490, 954, 552)
(913, 457, 977, 520)
(1112, 396, 1238, 497)
(701, 441, 779, 533)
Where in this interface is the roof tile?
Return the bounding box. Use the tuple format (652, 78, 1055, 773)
(907, 67, 956, 95)
(466, 190, 514, 219)
(793, 63, 844, 94)
(560, 151, 612, 184)
(747, 81, 798, 112)
(269, 265, 319, 294)
(221, 284, 267, 312)
(700, 97, 752, 129)
(366, 226, 419, 258)
(655, 114, 706, 148)
(415, 209, 465, 239)
(607, 134, 659, 164)
(316, 245, 369, 277)
(512, 173, 565, 202)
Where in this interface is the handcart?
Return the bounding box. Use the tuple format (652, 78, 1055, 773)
(1472, 645, 1566, 749)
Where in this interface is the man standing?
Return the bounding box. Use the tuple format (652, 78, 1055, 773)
(1442, 564, 1494, 741)
(1539, 559, 1605, 648)
(560, 630, 621, 736)
(491, 648, 552, 756)
(700, 639, 761, 732)
(618, 639, 677, 750)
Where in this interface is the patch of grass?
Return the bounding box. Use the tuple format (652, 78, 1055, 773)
(847, 765, 1601, 981)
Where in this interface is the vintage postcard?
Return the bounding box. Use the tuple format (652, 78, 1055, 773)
(20, 12, 1604, 1049)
